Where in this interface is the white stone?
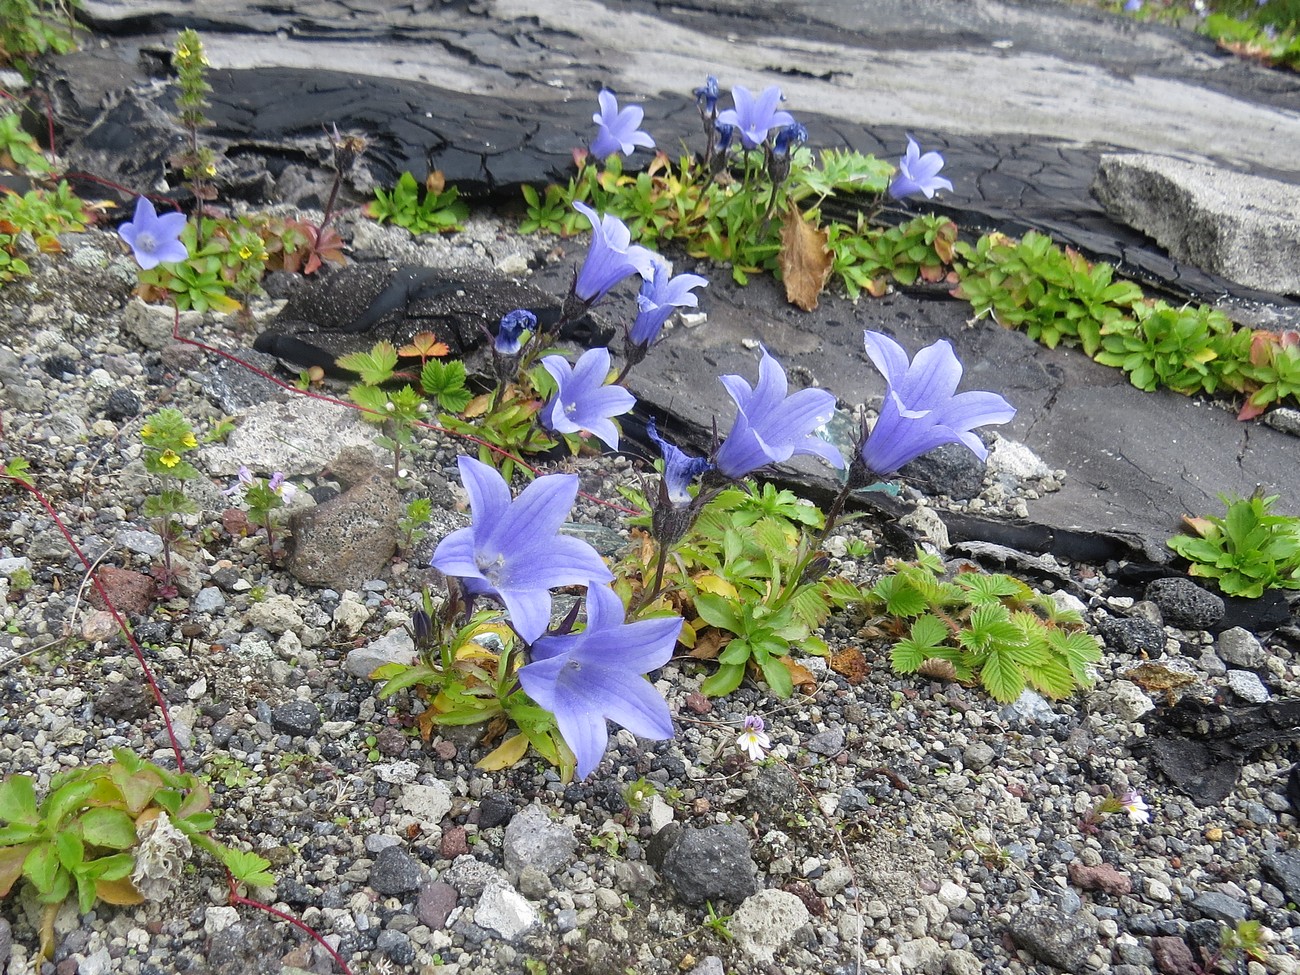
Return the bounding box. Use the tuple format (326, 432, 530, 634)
(648, 795, 675, 834)
(475, 879, 538, 940)
(987, 439, 1051, 480)
(333, 596, 371, 638)
(1145, 878, 1173, 902)
(1107, 680, 1155, 721)
(937, 881, 967, 908)
(1227, 669, 1270, 704)
(203, 395, 380, 476)
(203, 906, 240, 934)
(345, 627, 416, 678)
(730, 889, 810, 962)
(245, 593, 304, 635)
(400, 781, 452, 825)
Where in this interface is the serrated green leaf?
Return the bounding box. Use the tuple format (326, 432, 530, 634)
(221, 848, 275, 887)
(337, 342, 399, 385)
(979, 646, 1026, 703)
(348, 383, 391, 422)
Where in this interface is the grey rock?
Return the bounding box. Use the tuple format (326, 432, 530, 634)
(78, 947, 112, 975)
(517, 864, 551, 900)
(442, 854, 500, 898)
(287, 469, 400, 591)
(1262, 851, 1300, 904)
(1264, 407, 1300, 437)
(687, 958, 725, 975)
(418, 880, 459, 928)
(963, 742, 996, 772)
(1196, 649, 1227, 677)
(475, 879, 538, 941)
(1192, 891, 1249, 924)
(1007, 905, 1098, 971)
(838, 786, 871, 813)
(730, 889, 810, 962)
(42, 411, 86, 443)
(659, 823, 758, 906)
(478, 792, 515, 829)
(1001, 689, 1061, 725)
(1144, 577, 1224, 630)
(0, 918, 9, 970)
(899, 441, 986, 500)
(116, 530, 164, 557)
(745, 762, 800, 821)
(1216, 627, 1266, 669)
(1093, 153, 1300, 294)
(245, 593, 304, 635)
(369, 846, 423, 896)
(120, 298, 202, 350)
(503, 804, 577, 878)
(1097, 615, 1166, 655)
(1099, 680, 1154, 722)
(270, 700, 321, 737)
(1226, 669, 1270, 704)
(191, 586, 226, 614)
(374, 929, 416, 965)
(345, 627, 417, 679)
(807, 724, 845, 755)
(204, 396, 378, 477)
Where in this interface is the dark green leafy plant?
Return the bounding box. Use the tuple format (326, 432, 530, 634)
(1095, 300, 1237, 394)
(954, 230, 1144, 355)
(368, 170, 469, 235)
(0, 109, 52, 173)
(866, 550, 1101, 703)
(1167, 492, 1300, 598)
(1202, 10, 1300, 70)
(0, 0, 82, 78)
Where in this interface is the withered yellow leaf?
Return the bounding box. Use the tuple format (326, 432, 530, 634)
(475, 734, 530, 771)
(779, 203, 832, 311)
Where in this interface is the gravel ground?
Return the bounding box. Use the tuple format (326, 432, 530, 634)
(1, 215, 1299, 975)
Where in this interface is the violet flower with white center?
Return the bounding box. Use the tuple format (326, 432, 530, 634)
(858, 330, 1016, 478)
(629, 260, 709, 348)
(518, 583, 681, 780)
(1120, 790, 1151, 824)
(589, 90, 656, 161)
(736, 715, 770, 761)
(647, 417, 711, 505)
(267, 471, 296, 502)
(712, 347, 845, 479)
(222, 466, 255, 496)
(430, 456, 614, 643)
(495, 309, 536, 356)
(716, 85, 795, 150)
(118, 196, 188, 270)
(887, 136, 954, 200)
(541, 346, 636, 450)
(571, 202, 658, 306)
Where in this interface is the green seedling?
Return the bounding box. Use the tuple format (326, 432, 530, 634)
(138, 408, 200, 591)
(368, 170, 469, 235)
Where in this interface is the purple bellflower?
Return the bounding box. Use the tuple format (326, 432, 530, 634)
(713, 347, 846, 479)
(118, 196, 188, 270)
(771, 122, 808, 159)
(647, 417, 711, 505)
(714, 122, 737, 154)
(495, 309, 536, 356)
(571, 202, 658, 306)
(589, 90, 656, 161)
(858, 330, 1016, 478)
(716, 85, 795, 150)
(541, 346, 637, 450)
(518, 582, 680, 780)
(887, 136, 954, 200)
(430, 456, 614, 643)
(629, 260, 709, 348)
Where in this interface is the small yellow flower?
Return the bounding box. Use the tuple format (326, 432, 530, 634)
(139, 424, 155, 440)
(176, 43, 190, 58)
(159, 449, 181, 468)
(204, 163, 217, 177)
(182, 432, 198, 449)
(238, 245, 254, 260)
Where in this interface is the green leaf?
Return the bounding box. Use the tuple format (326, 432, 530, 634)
(760, 656, 794, 698)
(701, 663, 746, 697)
(54, 831, 84, 872)
(420, 358, 472, 413)
(0, 775, 39, 826)
(42, 780, 97, 831)
(979, 646, 1026, 703)
(79, 808, 138, 850)
(220, 848, 276, 888)
(337, 341, 399, 385)
(694, 592, 741, 632)
(22, 842, 62, 897)
(348, 383, 391, 421)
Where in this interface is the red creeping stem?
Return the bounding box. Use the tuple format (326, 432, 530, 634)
(228, 879, 355, 975)
(0, 475, 186, 774)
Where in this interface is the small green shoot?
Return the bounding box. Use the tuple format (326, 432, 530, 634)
(1167, 491, 1300, 598)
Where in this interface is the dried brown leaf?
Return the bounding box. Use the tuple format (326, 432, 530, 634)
(918, 658, 958, 680)
(778, 203, 832, 311)
(830, 646, 869, 685)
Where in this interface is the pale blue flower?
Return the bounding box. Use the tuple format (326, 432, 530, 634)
(630, 260, 709, 348)
(859, 330, 1016, 477)
(541, 346, 636, 450)
(716, 85, 795, 149)
(571, 202, 658, 304)
(1123, 0, 1143, 11)
(119, 196, 188, 269)
(713, 347, 845, 478)
(518, 582, 680, 779)
(887, 136, 954, 200)
(590, 90, 656, 161)
(430, 457, 614, 643)
(647, 417, 711, 505)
